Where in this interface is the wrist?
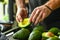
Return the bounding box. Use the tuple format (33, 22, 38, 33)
(17, 7, 26, 10)
(17, 5, 25, 9)
(44, 5, 53, 12)
(44, 1, 54, 10)
(45, 1, 60, 10)
(16, 0, 25, 9)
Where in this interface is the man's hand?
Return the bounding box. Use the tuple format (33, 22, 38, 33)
(30, 5, 51, 25)
(16, 8, 27, 23)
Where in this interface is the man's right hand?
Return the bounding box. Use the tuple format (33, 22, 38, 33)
(16, 8, 27, 23)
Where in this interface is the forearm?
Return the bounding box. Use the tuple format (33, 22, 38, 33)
(45, 0, 60, 10)
(16, 0, 25, 8)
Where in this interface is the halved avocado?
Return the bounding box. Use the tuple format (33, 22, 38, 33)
(42, 32, 54, 38)
(18, 18, 30, 28)
(42, 32, 55, 40)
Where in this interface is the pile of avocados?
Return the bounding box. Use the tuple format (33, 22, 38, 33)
(13, 18, 60, 40)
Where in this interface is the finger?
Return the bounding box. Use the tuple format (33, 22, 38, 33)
(24, 9, 28, 17)
(30, 7, 39, 22)
(39, 10, 46, 22)
(16, 16, 20, 23)
(18, 15, 22, 22)
(34, 10, 43, 25)
(38, 9, 45, 22)
(41, 13, 45, 21)
(32, 9, 41, 23)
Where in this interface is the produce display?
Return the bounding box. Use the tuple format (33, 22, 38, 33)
(13, 18, 60, 40)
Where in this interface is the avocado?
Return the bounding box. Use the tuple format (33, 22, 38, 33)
(42, 32, 46, 37)
(18, 18, 32, 32)
(42, 32, 48, 40)
(47, 36, 60, 40)
(42, 32, 54, 38)
(33, 25, 44, 33)
(28, 31, 42, 40)
(13, 28, 30, 40)
(48, 27, 60, 35)
(18, 18, 30, 28)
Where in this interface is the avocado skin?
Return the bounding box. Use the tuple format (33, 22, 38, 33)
(48, 27, 60, 35)
(33, 25, 44, 33)
(28, 31, 42, 40)
(13, 28, 30, 40)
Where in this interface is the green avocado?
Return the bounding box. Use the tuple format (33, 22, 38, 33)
(18, 18, 30, 28)
(42, 32, 55, 40)
(48, 27, 60, 35)
(33, 25, 44, 33)
(13, 28, 30, 40)
(47, 36, 60, 40)
(28, 31, 42, 40)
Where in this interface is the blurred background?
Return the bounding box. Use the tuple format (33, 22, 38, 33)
(0, 0, 16, 32)
(0, 0, 29, 40)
